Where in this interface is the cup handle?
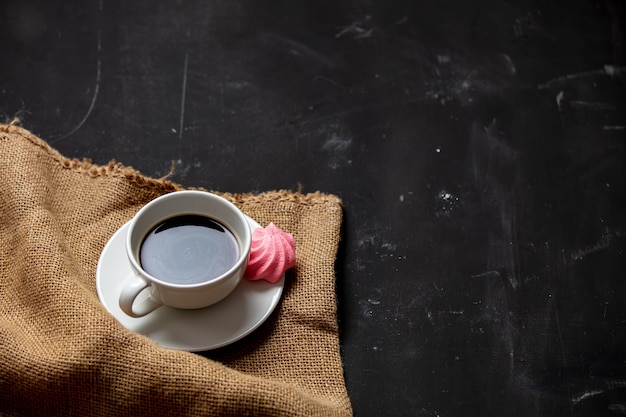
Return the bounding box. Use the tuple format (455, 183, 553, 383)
(119, 274, 163, 318)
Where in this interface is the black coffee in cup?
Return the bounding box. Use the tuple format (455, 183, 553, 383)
(140, 214, 239, 285)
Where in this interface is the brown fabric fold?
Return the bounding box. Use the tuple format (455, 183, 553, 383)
(0, 123, 352, 417)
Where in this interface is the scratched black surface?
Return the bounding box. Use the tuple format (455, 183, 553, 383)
(1, 0, 625, 415)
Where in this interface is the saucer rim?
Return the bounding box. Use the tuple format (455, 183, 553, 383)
(95, 217, 284, 351)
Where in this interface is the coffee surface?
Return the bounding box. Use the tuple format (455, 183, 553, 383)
(140, 215, 239, 285)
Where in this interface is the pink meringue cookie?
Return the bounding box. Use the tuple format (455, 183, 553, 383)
(244, 222, 296, 283)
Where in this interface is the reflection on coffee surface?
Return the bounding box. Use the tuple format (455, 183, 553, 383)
(140, 215, 239, 285)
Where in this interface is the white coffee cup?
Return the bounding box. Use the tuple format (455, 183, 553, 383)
(119, 190, 251, 318)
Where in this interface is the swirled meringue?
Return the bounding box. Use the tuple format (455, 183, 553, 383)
(244, 222, 296, 283)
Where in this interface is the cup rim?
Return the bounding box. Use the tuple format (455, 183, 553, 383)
(125, 190, 251, 289)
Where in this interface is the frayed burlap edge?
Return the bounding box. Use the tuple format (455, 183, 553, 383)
(0, 120, 343, 207)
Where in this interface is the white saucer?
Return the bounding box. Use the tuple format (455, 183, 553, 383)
(96, 217, 284, 351)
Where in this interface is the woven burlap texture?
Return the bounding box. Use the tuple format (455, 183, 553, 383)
(0, 123, 352, 417)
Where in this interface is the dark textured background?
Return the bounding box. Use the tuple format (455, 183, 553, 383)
(1, 1, 625, 415)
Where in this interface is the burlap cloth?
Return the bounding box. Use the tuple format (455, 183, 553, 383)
(0, 123, 352, 417)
